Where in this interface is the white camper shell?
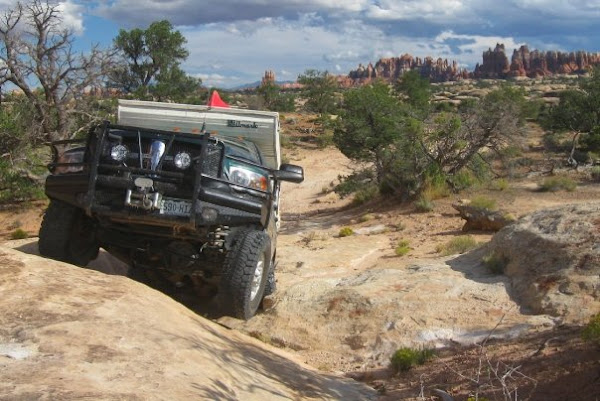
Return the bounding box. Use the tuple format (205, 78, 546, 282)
(117, 99, 281, 170)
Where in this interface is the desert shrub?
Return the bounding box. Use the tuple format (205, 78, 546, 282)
(538, 176, 577, 192)
(359, 213, 374, 223)
(591, 166, 600, 182)
(437, 235, 478, 256)
(390, 347, 434, 373)
(482, 252, 508, 275)
(543, 132, 571, 152)
(449, 170, 477, 191)
(422, 169, 450, 200)
(414, 197, 434, 213)
(470, 195, 497, 211)
(10, 228, 28, 240)
(338, 227, 354, 237)
(582, 314, 600, 345)
(0, 159, 45, 204)
(301, 231, 328, 246)
(490, 178, 509, 191)
(316, 131, 334, 148)
(334, 170, 375, 198)
(352, 184, 379, 206)
(395, 240, 410, 256)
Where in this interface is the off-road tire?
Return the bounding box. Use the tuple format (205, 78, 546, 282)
(220, 229, 270, 320)
(38, 199, 99, 266)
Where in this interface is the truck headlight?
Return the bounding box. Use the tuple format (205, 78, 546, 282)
(228, 162, 268, 191)
(110, 144, 129, 162)
(174, 152, 192, 170)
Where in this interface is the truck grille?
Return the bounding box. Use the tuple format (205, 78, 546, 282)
(93, 127, 224, 209)
(100, 128, 223, 177)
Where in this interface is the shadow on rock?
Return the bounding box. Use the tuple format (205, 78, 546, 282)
(15, 239, 227, 320)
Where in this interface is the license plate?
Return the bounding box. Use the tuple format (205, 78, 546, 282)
(160, 198, 192, 216)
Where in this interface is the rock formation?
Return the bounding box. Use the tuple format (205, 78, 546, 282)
(342, 44, 600, 85)
(486, 203, 600, 323)
(452, 201, 515, 232)
(343, 54, 468, 86)
(261, 70, 276, 86)
(473, 43, 511, 78)
(474, 44, 600, 79)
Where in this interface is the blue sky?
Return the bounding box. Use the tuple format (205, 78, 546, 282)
(3, 0, 600, 88)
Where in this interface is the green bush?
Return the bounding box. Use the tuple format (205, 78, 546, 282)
(470, 195, 497, 211)
(582, 314, 600, 345)
(316, 131, 334, 148)
(538, 176, 577, 192)
(591, 166, 600, 182)
(482, 252, 508, 275)
(10, 228, 28, 240)
(0, 159, 45, 204)
(359, 213, 374, 223)
(490, 178, 509, 191)
(436, 235, 479, 256)
(334, 170, 375, 198)
(395, 240, 410, 257)
(543, 132, 571, 152)
(338, 227, 354, 237)
(352, 184, 379, 206)
(449, 170, 477, 190)
(390, 347, 434, 373)
(414, 197, 434, 213)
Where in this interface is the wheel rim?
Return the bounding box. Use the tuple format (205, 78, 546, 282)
(250, 255, 265, 301)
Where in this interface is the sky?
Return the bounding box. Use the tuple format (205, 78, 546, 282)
(2, 0, 600, 88)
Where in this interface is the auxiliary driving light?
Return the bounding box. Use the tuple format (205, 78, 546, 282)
(174, 152, 192, 170)
(110, 144, 129, 162)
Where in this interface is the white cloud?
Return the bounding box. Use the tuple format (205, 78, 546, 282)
(57, 1, 85, 35)
(434, 30, 525, 66)
(366, 0, 466, 21)
(180, 12, 536, 87)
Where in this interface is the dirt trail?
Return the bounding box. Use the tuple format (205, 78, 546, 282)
(217, 146, 599, 372)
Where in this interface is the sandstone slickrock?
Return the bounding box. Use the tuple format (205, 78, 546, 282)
(0, 246, 376, 400)
(486, 202, 600, 323)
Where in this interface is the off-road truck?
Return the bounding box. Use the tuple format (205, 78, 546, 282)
(39, 100, 304, 320)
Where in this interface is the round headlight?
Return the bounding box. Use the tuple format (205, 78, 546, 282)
(110, 144, 129, 161)
(174, 152, 192, 170)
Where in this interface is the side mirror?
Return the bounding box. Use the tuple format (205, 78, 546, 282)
(275, 163, 304, 183)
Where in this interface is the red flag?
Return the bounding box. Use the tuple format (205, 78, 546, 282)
(207, 90, 230, 108)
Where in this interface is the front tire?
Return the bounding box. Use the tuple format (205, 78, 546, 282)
(38, 199, 99, 266)
(220, 230, 270, 320)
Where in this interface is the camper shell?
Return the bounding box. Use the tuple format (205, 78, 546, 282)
(40, 99, 304, 320)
